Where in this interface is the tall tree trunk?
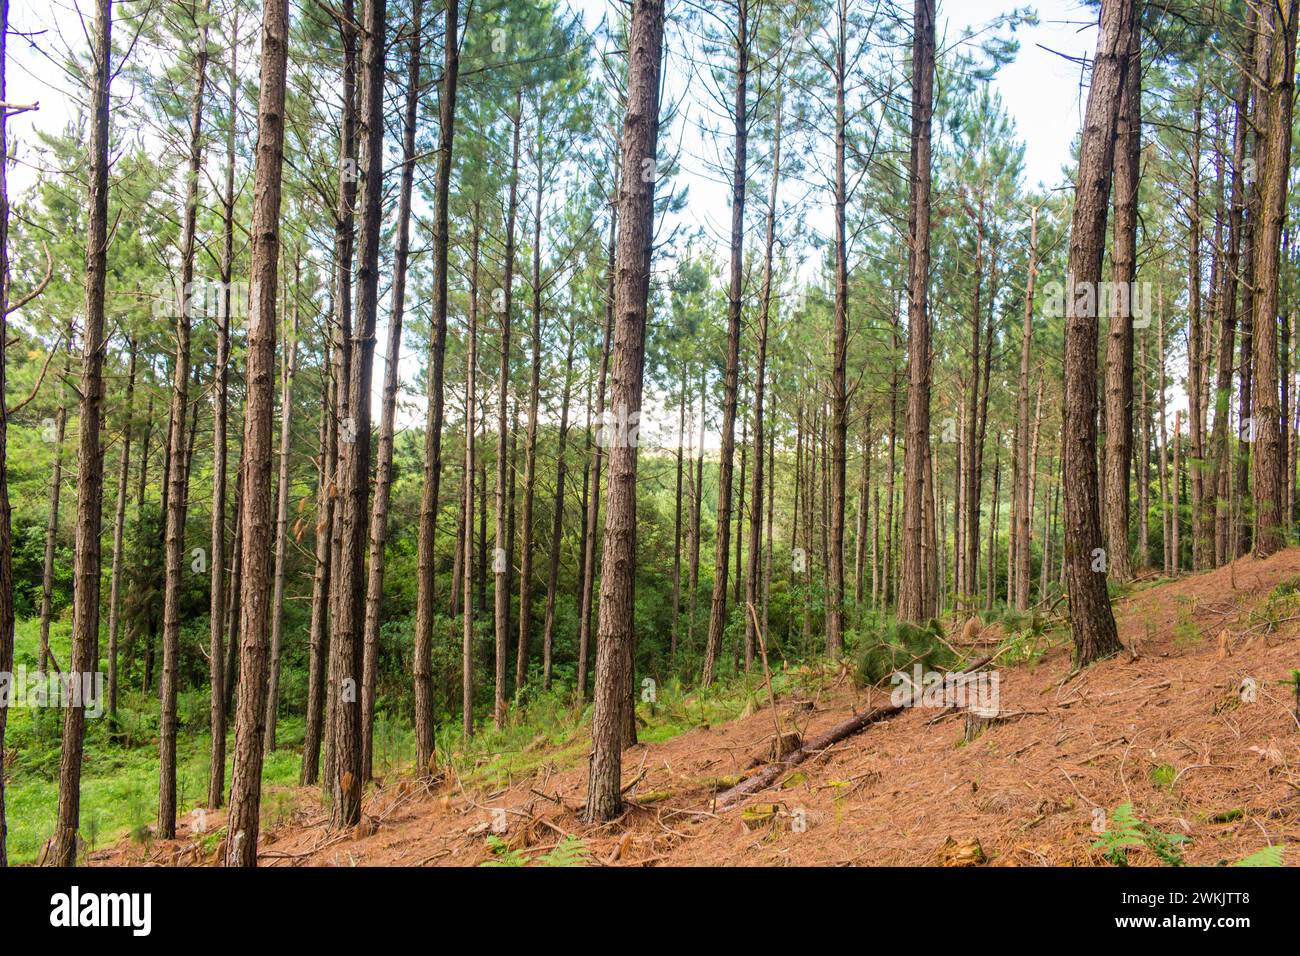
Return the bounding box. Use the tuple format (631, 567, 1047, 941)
(541, 308, 576, 688)
(765, 427, 775, 628)
(964, 207, 985, 606)
(263, 282, 298, 753)
(323, 0, 358, 793)
(462, 202, 480, 743)
(1103, 12, 1139, 583)
(578, 192, 616, 702)
(1173, 409, 1182, 571)
(516, 131, 546, 695)
(671, 370, 685, 658)
(301, 337, 334, 786)
(51, 0, 112, 866)
(1061, 0, 1131, 667)
(586, 0, 664, 823)
(826, 0, 849, 654)
(477, 407, 488, 615)
(898, 0, 935, 624)
(37, 372, 68, 677)
(208, 21, 239, 806)
(1138, 336, 1150, 566)
(702, 0, 750, 685)
(1187, 84, 1209, 569)
(363, 0, 422, 780)
(1214, 19, 1254, 564)
(855, 420, 871, 612)
(735, 405, 747, 610)
(223, 443, 242, 719)
(1158, 291, 1170, 574)
(329, 0, 386, 830)
(882, 291, 900, 611)
(1013, 207, 1038, 609)
(222, 0, 289, 866)
(746, 85, 781, 667)
(1250, 0, 1298, 556)
(986, 451, 1000, 610)
(107, 343, 137, 718)
(493, 92, 523, 727)
(413, 0, 459, 772)
(687, 367, 704, 645)
(973, 263, 996, 605)
(161, 31, 209, 832)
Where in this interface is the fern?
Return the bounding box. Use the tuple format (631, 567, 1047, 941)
(481, 834, 591, 867)
(1232, 845, 1286, 867)
(1092, 803, 1188, 867)
(1092, 803, 1147, 866)
(539, 836, 591, 867)
(481, 834, 529, 867)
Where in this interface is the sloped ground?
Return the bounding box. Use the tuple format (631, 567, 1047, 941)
(91, 549, 1300, 867)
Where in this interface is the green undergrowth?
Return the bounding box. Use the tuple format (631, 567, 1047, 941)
(441, 668, 809, 791)
(3, 618, 305, 863)
(4, 613, 816, 862)
(850, 618, 958, 687)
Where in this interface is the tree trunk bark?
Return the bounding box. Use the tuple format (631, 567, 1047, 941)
(263, 278, 298, 754)
(1250, 0, 1298, 556)
(493, 91, 523, 727)
(322, 0, 358, 795)
(1102, 13, 1139, 583)
(1013, 207, 1038, 609)
(462, 201, 480, 743)
(1187, 85, 1209, 569)
(1061, 0, 1131, 667)
(899, 0, 935, 625)
(577, 188, 616, 702)
(703, 0, 750, 685)
(301, 337, 334, 786)
(515, 130, 546, 696)
(748, 76, 783, 665)
(541, 317, 577, 688)
(50, 0, 112, 867)
(361, 0, 422, 780)
(328, 0, 386, 830)
(222, 0, 289, 866)
(107, 343, 136, 719)
(1213, 26, 1253, 564)
(586, 0, 664, 823)
(208, 22, 239, 806)
(412, 0, 459, 771)
(826, 0, 848, 655)
(37, 370, 67, 676)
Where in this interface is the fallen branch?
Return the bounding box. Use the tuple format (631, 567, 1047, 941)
(713, 654, 993, 812)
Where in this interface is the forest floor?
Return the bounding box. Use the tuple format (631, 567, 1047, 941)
(90, 549, 1300, 867)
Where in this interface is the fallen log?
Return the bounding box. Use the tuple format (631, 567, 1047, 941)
(713, 655, 994, 812)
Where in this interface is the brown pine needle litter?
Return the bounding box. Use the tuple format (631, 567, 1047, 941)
(87, 549, 1300, 869)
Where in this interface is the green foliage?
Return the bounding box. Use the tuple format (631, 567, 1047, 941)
(481, 835, 529, 867)
(481, 834, 591, 867)
(1230, 845, 1286, 867)
(994, 609, 1054, 666)
(1249, 577, 1300, 632)
(1149, 764, 1176, 791)
(852, 618, 957, 687)
(538, 835, 592, 867)
(1092, 803, 1189, 867)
